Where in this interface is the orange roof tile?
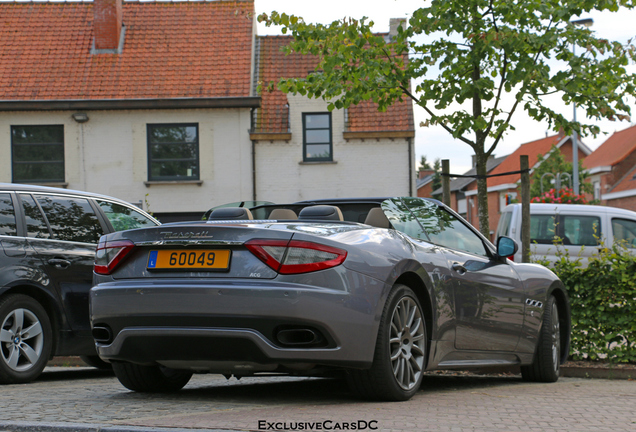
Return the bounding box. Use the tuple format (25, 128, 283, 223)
(256, 35, 414, 134)
(0, 1, 254, 101)
(582, 124, 636, 169)
(469, 134, 566, 189)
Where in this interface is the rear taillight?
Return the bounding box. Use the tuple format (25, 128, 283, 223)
(245, 239, 347, 274)
(94, 239, 135, 275)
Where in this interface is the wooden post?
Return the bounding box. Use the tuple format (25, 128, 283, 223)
(442, 159, 451, 207)
(520, 155, 530, 263)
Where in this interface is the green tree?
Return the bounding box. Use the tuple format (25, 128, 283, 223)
(418, 155, 432, 170)
(432, 158, 442, 197)
(530, 144, 592, 199)
(259, 1, 636, 237)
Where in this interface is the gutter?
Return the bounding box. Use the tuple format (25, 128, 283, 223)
(0, 97, 261, 111)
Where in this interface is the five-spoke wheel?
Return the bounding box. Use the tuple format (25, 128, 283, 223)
(0, 294, 52, 384)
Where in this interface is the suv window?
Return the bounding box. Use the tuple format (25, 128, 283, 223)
(530, 214, 556, 244)
(20, 194, 51, 239)
(34, 195, 103, 244)
(98, 201, 157, 231)
(0, 193, 17, 236)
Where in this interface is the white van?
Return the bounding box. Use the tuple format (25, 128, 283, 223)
(496, 203, 636, 265)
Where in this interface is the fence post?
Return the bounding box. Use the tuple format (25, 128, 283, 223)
(442, 159, 451, 207)
(520, 155, 530, 263)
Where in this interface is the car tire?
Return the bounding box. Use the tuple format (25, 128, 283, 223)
(0, 294, 53, 384)
(80, 355, 112, 370)
(521, 295, 561, 382)
(112, 361, 193, 392)
(347, 284, 426, 401)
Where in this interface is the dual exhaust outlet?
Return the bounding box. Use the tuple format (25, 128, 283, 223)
(92, 325, 326, 348)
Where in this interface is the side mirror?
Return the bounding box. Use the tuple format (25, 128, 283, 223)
(497, 236, 518, 259)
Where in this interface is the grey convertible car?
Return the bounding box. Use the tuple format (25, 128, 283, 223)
(90, 197, 570, 401)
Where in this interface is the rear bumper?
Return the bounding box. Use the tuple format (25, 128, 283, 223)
(90, 275, 387, 370)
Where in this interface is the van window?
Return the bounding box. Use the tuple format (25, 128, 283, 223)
(530, 215, 557, 244)
(562, 215, 600, 246)
(0, 193, 17, 236)
(612, 218, 636, 248)
(497, 211, 512, 238)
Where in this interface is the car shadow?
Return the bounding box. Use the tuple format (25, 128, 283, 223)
(36, 367, 115, 382)
(110, 372, 523, 404)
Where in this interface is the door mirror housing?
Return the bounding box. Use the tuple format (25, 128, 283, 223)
(497, 236, 518, 259)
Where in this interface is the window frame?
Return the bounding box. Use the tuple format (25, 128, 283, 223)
(302, 113, 333, 162)
(146, 123, 200, 182)
(11, 124, 65, 183)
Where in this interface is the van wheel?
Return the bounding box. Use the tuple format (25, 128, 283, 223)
(0, 294, 53, 384)
(347, 284, 426, 401)
(521, 296, 561, 382)
(112, 362, 192, 392)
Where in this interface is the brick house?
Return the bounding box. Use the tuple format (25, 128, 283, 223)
(0, 0, 414, 221)
(416, 169, 437, 198)
(464, 133, 591, 238)
(582, 124, 636, 210)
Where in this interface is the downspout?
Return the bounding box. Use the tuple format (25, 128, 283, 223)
(250, 108, 257, 201)
(408, 137, 413, 196)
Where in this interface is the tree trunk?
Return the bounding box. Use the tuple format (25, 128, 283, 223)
(474, 148, 491, 240)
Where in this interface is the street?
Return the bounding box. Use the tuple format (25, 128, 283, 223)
(0, 367, 634, 432)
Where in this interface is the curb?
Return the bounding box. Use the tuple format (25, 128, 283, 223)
(560, 366, 635, 380)
(0, 421, 235, 432)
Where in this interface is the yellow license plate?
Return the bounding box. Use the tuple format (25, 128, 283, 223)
(147, 250, 231, 270)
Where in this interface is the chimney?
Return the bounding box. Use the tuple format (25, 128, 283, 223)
(93, 0, 123, 52)
(418, 169, 435, 179)
(388, 18, 406, 42)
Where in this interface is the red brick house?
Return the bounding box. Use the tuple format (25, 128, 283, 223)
(464, 132, 591, 238)
(583, 124, 636, 210)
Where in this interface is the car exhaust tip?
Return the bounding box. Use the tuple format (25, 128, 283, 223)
(92, 325, 113, 344)
(275, 328, 323, 347)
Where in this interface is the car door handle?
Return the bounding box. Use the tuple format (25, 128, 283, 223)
(451, 263, 467, 275)
(48, 258, 71, 269)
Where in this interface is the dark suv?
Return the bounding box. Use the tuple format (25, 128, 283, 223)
(0, 183, 159, 383)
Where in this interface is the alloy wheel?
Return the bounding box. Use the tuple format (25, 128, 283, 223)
(1, 308, 44, 372)
(389, 296, 425, 390)
(551, 302, 560, 372)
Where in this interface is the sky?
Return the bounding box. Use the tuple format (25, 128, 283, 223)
(254, 0, 636, 174)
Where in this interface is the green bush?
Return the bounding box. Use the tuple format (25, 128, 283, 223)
(535, 244, 636, 363)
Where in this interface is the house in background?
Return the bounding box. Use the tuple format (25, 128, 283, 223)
(583, 124, 636, 210)
(0, 0, 414, 222)
(251, 32, 415, 203)
(463, 132, 591, 237)
(416, 168, 437, 198)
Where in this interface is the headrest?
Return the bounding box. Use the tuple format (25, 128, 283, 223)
(364, 207, 390, 228)
(269, 208, 298, 220)
(208, 207, 253, 220)
(298, 205, 343, 221)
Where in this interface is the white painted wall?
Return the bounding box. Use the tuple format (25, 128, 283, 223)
(255, 95, 413, 202)
(0, 108, 253, 214)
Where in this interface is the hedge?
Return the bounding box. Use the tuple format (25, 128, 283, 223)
(535, 244, 636, 364)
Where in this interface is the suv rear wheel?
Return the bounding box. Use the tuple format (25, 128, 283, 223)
(0, 294, 53, 384)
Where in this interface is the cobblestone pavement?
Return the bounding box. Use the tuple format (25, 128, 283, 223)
(0, 367, 634, 432)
